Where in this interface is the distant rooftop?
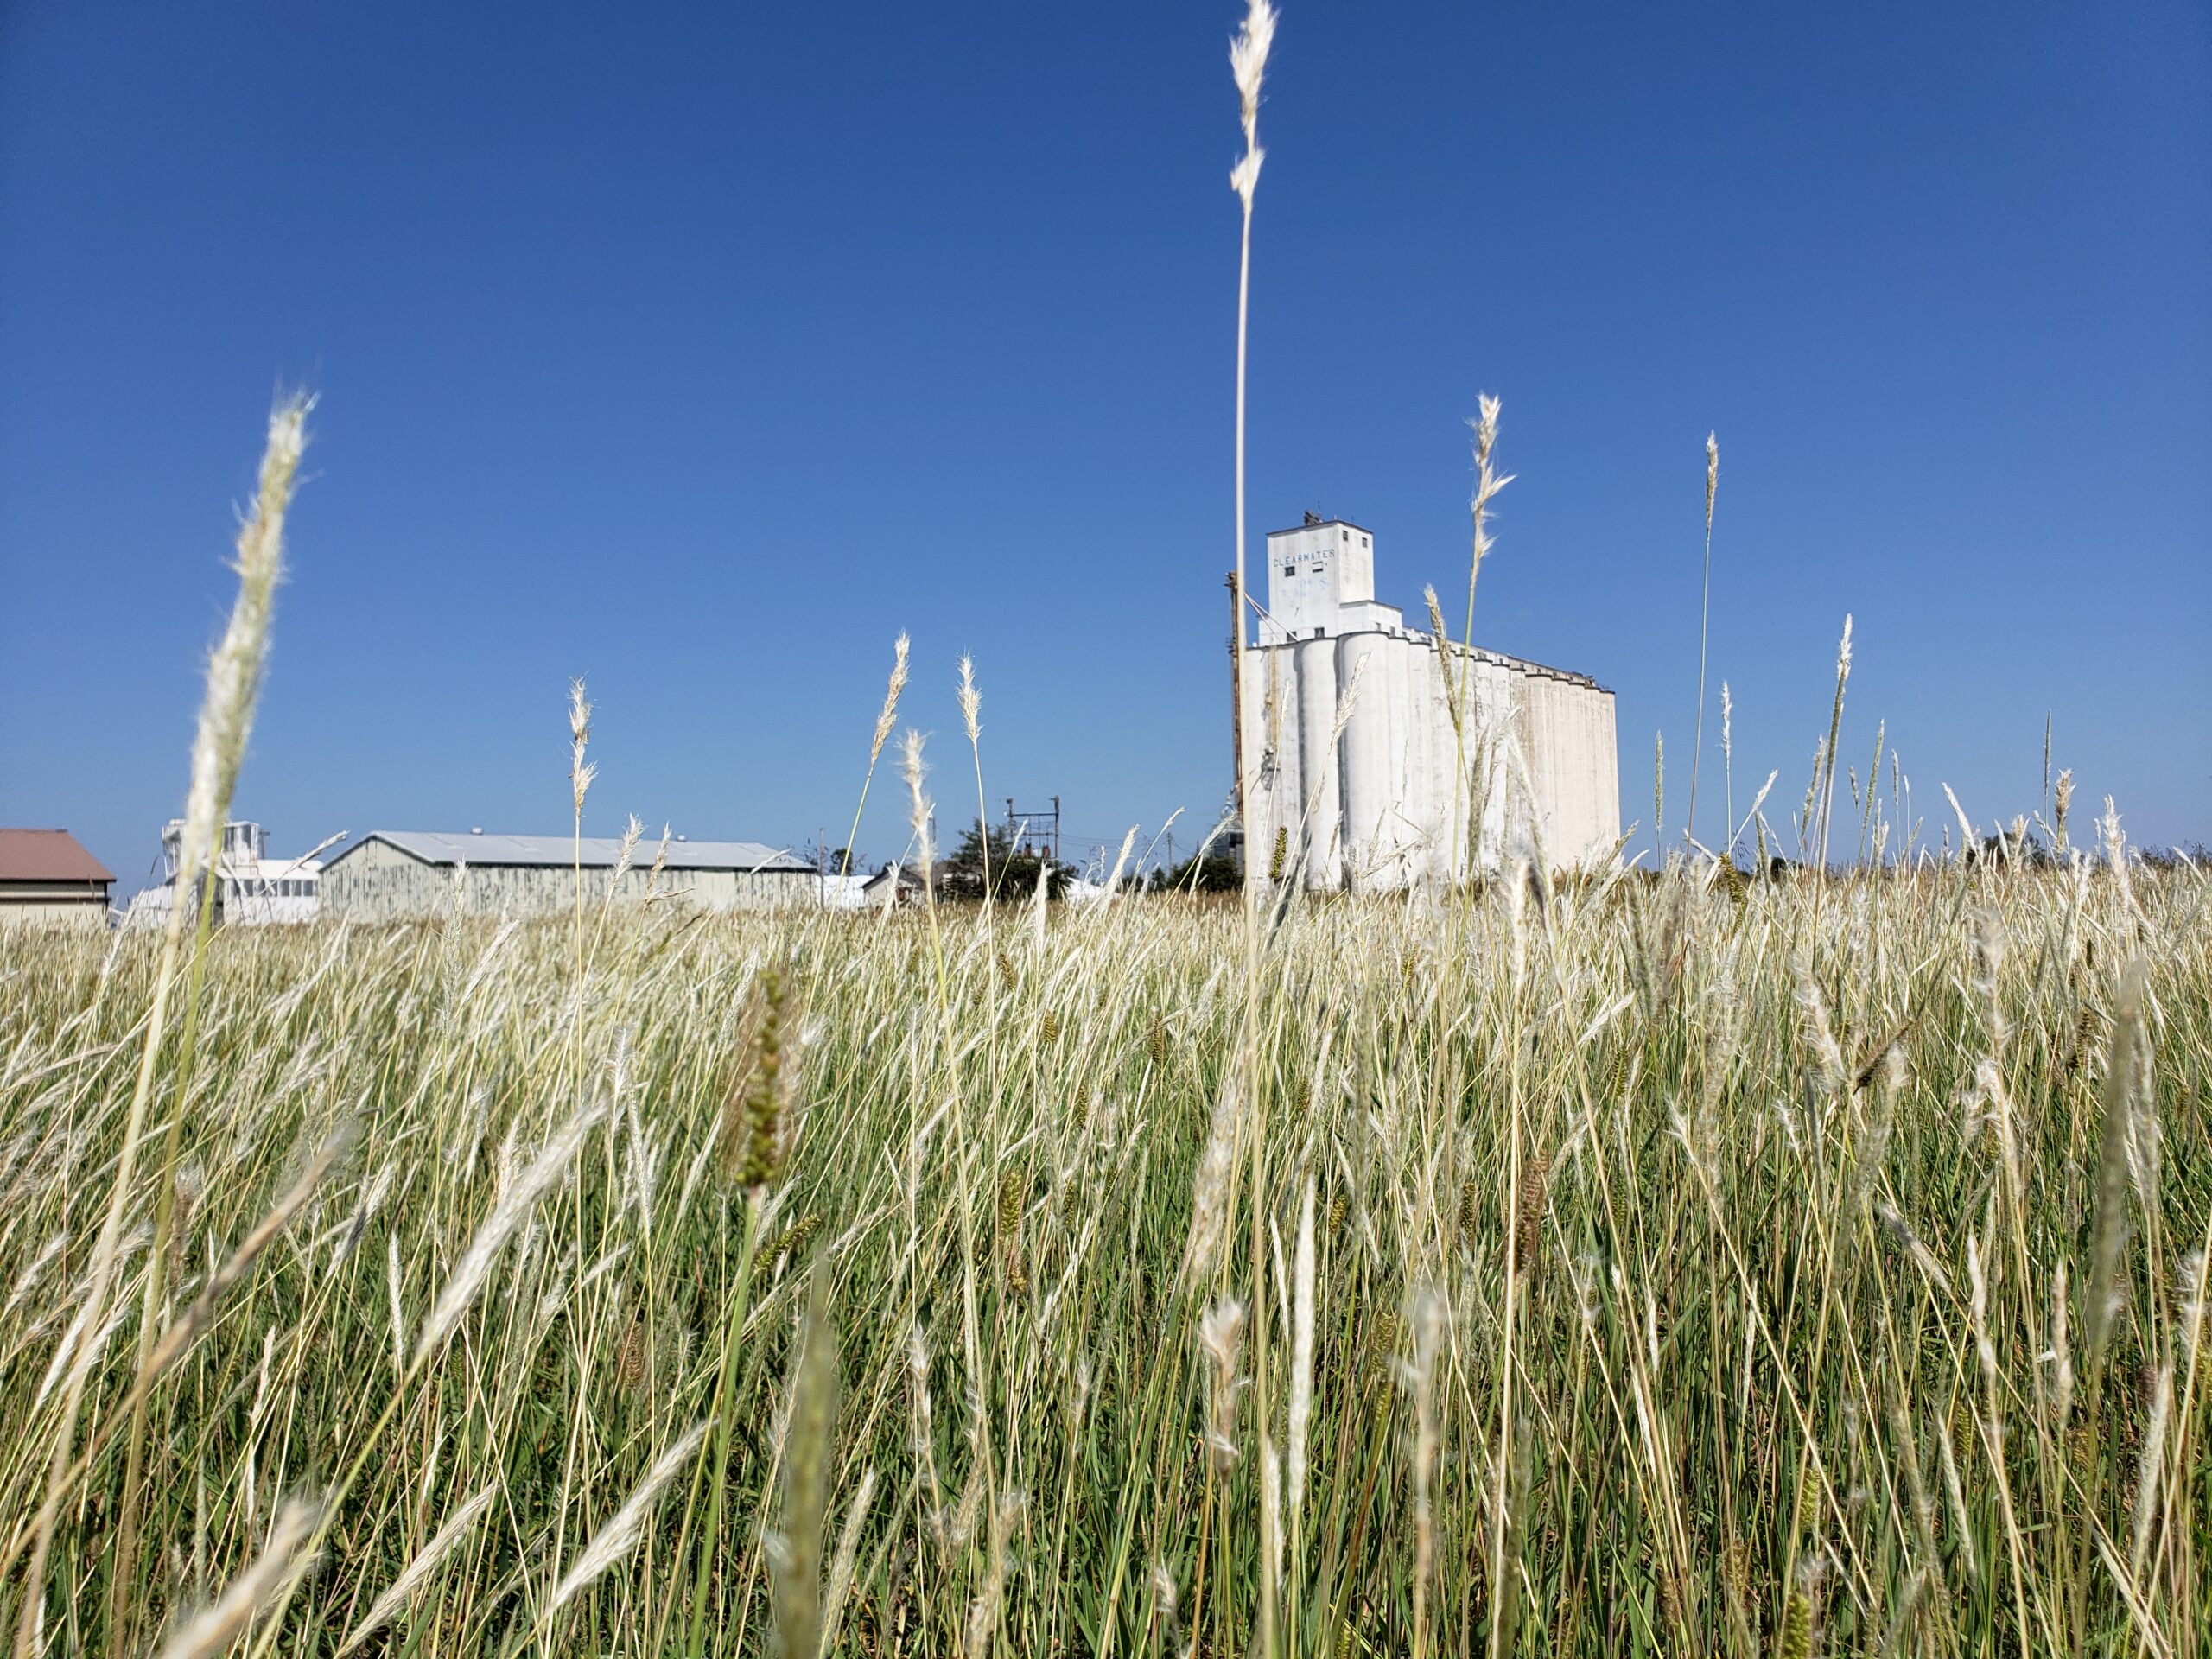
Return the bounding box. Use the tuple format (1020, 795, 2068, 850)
(0, 830, 114, 884)
(332, 831, 810, 873)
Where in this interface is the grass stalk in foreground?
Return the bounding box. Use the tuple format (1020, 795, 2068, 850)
(33, 395, 308, 1659)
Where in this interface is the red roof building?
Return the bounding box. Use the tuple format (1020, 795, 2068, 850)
(0, 830, 115, 931)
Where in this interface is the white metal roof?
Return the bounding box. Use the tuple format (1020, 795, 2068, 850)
(333, 831, 810, 874)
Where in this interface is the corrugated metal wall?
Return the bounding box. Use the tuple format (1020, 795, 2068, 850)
(321, 839, 814, 919)
(1243, 628, 1619, 889)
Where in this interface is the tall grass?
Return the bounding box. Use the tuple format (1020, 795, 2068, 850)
(0, 843, 2205, 1654)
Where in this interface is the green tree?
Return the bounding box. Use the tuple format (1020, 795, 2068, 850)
(940, 817, 1068, 903)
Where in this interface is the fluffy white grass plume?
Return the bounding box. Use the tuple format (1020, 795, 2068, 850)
(957, 654, 982, 746)
(1688, 430, 1719, 845)
(1720, 679, 1735, 849)
(416, 1096, 609, 1363)
(1198, 1296, 1246, 1471)
(2099, 795, 2138, 916)
(155, 1493, 321, 1659)
(1101, 825, 1139, 901)
(958, 656, 991, 904)
(2047, 1259, 2074, 1427)
(2129, 1363, 2171, 1579)
(899, 728, 934, 874)
(1228, 0, 1277, 208)
(567, 677, 595, 817)
(818, 1466, 880, 1656)
(335, 1484, 498, 1653)
(18, 396, 310, 1656)
(176, 394, 311, 899)
(1455, 391, 1513, 741)
(838, 632, 911, 880)
(1465, 394, 1512, 571)
(1031, 853, 1050, 953)
(548, 1420, 709, 1613)
(2085, 959, 2148, 1367)
(2177, 1248, 2207, 1371)
(1287, 1176, 1316, 1515)
(1815, 614, 1853, 866)
(1791, 950, 1847, 1099)
(874, 633, 912, 764)
(1181, 1077, 1241, 1288)
(1942, 783, 1977, 861)
(1421, 586, 1466, 742)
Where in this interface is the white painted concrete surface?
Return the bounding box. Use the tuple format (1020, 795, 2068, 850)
(1240, 519, 1619, 887)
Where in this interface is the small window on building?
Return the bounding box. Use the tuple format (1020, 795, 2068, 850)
(1283, 563, 1296, 576)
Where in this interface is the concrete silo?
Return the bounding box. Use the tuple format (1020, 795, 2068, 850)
(1237, 516, 1619, 889)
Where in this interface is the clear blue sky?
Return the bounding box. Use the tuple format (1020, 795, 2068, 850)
(4, 2, 2206, 887)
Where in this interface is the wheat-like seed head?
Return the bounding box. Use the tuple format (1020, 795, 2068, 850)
(1181, 1077, 1239, 1288)
(155, 1494, 322, 1659)
(177, 394, 309, 900)
(899, 728, 933, 868)
(1465, 395, 1514, 564)
(871, 633, 911, 766)
(1472, 393, 1502, 467)
(416, 1096, 607, 1363)
(1705, 430, 1719, 533)
(1228, 0, 1276, 210)
(1198, 1295, 1246, 1471)
(1151, 1563, 1179, 1622)
(335, 1485, 497, 1653)
(957, 654, 982, 744)
(728, 966, 794, 1190)
(568, 677, 595, 815)
(549, 1421, 708, 1614)
(1421, 584, 1449, 645)
(1230, 0, 1277, 136)
(818, 1465, 880, 1656)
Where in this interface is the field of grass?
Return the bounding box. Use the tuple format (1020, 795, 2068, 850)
(1, 856, 2205, 1656)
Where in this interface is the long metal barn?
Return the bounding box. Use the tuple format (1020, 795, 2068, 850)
(320, 831, 814, 919)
